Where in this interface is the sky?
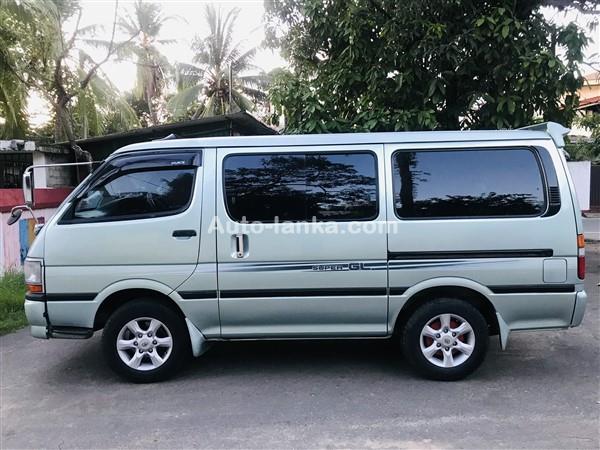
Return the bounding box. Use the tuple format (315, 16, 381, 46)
(26, 1, 600, 128)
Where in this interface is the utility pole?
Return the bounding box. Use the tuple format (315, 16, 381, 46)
(228, 64, 233, 114)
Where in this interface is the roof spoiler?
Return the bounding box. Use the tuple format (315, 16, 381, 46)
(518, 122, 570, 148)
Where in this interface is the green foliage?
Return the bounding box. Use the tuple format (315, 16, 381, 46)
(0, 270, 27, 336)
(265, 0, 588, 134)
(168, 5, 269, 119)
(567, 113, 600, 162)
(0, 0, 57, 138)
(1, 0, 140, 141)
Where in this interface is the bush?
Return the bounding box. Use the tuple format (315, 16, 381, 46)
(0, 270, 27, 335)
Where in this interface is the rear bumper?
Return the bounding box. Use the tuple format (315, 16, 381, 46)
(571, 290, 587, 327)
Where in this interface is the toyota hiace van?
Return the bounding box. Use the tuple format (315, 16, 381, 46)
(13, 122, 587, 382)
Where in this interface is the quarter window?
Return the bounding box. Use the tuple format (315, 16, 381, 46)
(73, 168, 195, 220)
(392, 149, 545, 218)
(224, 152, 378, 222)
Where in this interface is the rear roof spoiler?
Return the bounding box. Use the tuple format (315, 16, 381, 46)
(518, 122, 570, 148)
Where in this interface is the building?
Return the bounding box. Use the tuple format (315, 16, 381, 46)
(0, 112, 276, 272)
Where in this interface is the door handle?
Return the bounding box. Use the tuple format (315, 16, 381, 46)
(172, 229, 197, 238)
(234, 233, 247, 258)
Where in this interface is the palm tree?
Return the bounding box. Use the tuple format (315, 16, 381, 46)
(118, 0, 173, 126)
(0, 0, 57, 138)
(168, 5, 268, 119)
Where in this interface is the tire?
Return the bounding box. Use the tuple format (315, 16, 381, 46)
(102, 299, 190, 383)
(401, 298, 488, 381)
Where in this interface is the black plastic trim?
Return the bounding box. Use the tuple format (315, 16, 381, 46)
(178, 290, 217, 299)
(25, 293, 46, 302)
(172, 229, 197, 237)
(389, 287, 409, 295)
(220, 287, 387, 298)
(44, 293, 97, 302)
(489, 284, 575, 294)
(49, 326, 94, 339)
(388, 249, 553, 260)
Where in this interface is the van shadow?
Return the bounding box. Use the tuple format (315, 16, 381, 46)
(183, 338, 408, 380)
(45, 337, 412, 385)
(44, 333, 581, 387)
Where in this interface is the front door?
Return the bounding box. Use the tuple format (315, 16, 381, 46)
(215, 144, 388, 338)
(44, 151, 203, 297)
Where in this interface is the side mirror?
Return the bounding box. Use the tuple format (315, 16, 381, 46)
(7, 208, 22, 225)
(23, 170, 34, 206)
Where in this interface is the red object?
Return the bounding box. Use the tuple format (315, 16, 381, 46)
(577, 234, 585, 280)
(578, 255, 586, 280)
(0, 188, 73, 213)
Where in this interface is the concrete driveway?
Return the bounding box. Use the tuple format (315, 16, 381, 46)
(1, 250, 599, 449)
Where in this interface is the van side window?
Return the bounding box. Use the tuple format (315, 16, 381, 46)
(224, 152, 378, 222)
(73, 168, 195, 220)
(392, 149, 545, 218)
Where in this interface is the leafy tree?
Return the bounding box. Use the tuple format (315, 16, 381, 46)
(567, 112, 600, 161)
(265, 0, 588, 133)
(0, 0, 57, 138)
(0, 0, 139, 145)
(168, 4, 269, 119)
(115, 0, 174, 126)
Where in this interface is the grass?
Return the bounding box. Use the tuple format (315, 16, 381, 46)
(0, 270, 27, 335)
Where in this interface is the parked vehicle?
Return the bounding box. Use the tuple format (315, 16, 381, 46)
(11, 123, 587, 382)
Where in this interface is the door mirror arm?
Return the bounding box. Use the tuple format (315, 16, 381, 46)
(7, 205, 39, 227)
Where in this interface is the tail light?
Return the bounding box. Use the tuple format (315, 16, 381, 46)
(577, 234, 585, 280)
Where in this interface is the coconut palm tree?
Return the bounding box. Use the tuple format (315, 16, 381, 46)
(117, 0, 173, 126)
(0, 0, 57, 138)
(168, 5, 269, 119)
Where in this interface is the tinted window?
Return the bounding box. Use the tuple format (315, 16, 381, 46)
(392, 149, 545, 218)
(73, 168, 194, 220)
(224, 152, 378, 221)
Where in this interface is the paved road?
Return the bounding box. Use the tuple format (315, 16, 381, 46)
(583, 217, 599, 241)
(1, 250, 599, 449)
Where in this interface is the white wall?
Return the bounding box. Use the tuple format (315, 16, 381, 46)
(567, 161, 591, 211)
(0, 207, 59, 274)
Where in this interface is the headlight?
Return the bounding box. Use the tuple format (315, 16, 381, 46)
(24, 259, 44, 293)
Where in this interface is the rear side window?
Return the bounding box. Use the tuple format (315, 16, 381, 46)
(73, 168, 195, 220)
(224, 152, 378, 222)
(392, 148, 545, 218)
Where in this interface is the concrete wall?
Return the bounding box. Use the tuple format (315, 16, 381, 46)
(567, 161, 591, 211)
(0, 207, 59, 274)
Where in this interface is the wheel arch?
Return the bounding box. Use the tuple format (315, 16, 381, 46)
(93, 281, 185, 331)
(392, 282, 500, 337)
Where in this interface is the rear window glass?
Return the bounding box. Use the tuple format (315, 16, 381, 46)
(224, 152, 378, 222)
(392, 149, 545, 218)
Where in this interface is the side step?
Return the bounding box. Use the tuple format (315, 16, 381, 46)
(49, 326, 94, 339)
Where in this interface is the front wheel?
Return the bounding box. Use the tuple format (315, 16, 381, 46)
(102, 299, 190, 383)
(401, 298, 488, 381)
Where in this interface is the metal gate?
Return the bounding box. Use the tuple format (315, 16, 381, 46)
(591, 165, 600, 212)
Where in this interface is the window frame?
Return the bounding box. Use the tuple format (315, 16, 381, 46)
(58, 150, 201, 225)
(390, 146, 549, 221)
(222, 149, 380, 223)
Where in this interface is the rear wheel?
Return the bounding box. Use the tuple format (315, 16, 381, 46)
(102, 299, 190, 383)
(401, 298, 488, 381)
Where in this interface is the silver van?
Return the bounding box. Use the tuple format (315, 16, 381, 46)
(12, 123, 587, 382)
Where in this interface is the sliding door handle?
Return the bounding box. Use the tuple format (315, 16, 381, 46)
(172, 229, 197, 238)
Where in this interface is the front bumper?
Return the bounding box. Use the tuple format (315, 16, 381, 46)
(24, 299, 48, 339)
(24, 298, 93, 339)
